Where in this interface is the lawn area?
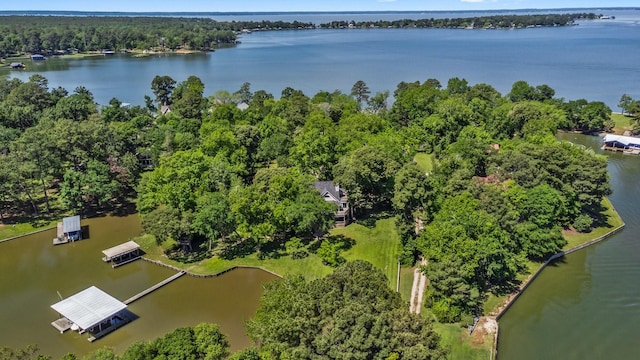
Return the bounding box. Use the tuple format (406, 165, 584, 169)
(399, 266, 416, 302)
(563, 197, 624, 250)
(0, 219, 58, 241)
(433, 323, 491, 360)
(413, 152, 434, 173)
(138, 217, 403, 287)
(336, 217, 402, 290)
(610, 112, 634, 134)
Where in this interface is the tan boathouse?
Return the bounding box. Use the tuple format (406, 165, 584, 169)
(102, 241, 141, 268)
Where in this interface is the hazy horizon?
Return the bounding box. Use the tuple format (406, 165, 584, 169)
(2, 0, 638, 13)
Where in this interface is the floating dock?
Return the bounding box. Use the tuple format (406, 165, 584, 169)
(123, 271, 186, 305)
(51, 317, 73, 333)
(53, 222, 68, 245)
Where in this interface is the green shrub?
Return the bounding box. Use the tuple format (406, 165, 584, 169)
(573, 214, 593, 233)
(432, 299, 462, 323)
(317, 241, 344, 267)
(285, 237, 308, 259)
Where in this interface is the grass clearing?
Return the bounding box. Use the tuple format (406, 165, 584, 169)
(563, 197, 624, 250)
(399, 266, 416, 302)
(413, 152, 434, 173)
(337, 217, 402, 289)
(0, 219, 58, 241)
(433, 323, 491, 360)
(610, 112, 634, 134)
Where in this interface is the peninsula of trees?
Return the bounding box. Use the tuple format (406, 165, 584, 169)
(0, 16, 313, 57)
(318, 13, 602, 29)
(0, 70, 618, 324)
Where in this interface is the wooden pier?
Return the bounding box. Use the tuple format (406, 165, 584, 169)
(53, 222, 68, 245)
(51, 317, 73, 333)
(123, 271, 186, 305)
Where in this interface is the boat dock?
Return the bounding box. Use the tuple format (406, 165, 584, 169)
(51, 317, 73, 333)
(53, 215, 82, 245)
(102, 241, 141, 267)
(53, 222, 68, 245)
(123, 271, 186, 305)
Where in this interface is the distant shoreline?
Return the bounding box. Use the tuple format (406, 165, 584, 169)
(0, 7, 637, 17)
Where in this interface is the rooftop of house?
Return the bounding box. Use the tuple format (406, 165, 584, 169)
(313, 181, 347, 203)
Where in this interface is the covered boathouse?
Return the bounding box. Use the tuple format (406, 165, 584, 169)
(51, 286, 131, 341)
(102, 241, 141, 267)
(603, 134, 640, 154)
(53, 215, 82, 245)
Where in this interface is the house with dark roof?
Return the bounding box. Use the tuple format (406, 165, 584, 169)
(313, 181, 352, 227)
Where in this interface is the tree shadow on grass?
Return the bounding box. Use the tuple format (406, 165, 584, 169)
(218, 237, 257, 260)
(354, 210, 394, 229)
(309, 234, 355, 252)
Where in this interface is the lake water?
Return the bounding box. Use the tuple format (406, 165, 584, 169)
(497, 134, 640, 359)
(3, 9, 639, 109)
(0, 215, 277, 358)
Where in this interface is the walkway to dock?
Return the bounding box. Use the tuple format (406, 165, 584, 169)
(123, 271, 185, 305)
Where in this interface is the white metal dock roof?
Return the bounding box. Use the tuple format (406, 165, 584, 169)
(62, 215, 81, 233)
(603, 134, 640, 146)
(102, 241, 140, 260)
(51, 286, 126, 330)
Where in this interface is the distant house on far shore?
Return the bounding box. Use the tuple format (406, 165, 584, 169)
(30, 54, 45, 60)
(313, 181, 352, 227)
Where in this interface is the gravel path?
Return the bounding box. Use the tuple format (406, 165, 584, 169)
(409, 258, 428, 314)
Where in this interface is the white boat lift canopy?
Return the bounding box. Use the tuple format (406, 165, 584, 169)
(51, 286, 127, 331)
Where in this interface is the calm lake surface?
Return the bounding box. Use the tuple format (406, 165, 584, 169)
(498, 133, 640, 359)
(4, 9, 639, 109)
(0, 215, 277, 358)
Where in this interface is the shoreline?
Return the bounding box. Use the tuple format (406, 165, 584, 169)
(488, 208, 626, 359)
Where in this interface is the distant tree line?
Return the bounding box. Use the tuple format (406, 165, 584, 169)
(0, 13, 606, 57)
(0, 16, 314, 57)
(319, 13, 601, 29)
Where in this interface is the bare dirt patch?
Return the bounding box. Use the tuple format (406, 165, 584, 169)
(471, 316, 497, 345)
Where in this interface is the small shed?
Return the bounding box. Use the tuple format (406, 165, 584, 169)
(51, 286, 128, 338)
(10, 62, 24, 69)
(62, 215, 82, 241)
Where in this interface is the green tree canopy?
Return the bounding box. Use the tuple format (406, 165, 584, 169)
(247, 261, 446, 359)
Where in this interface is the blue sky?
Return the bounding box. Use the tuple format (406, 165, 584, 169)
(2, 1, 636, 12)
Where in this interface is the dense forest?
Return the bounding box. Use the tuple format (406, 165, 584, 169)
(0, 70, 624, 327)
(0, 16, 314, 56)
(319, 13, 602, 29)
